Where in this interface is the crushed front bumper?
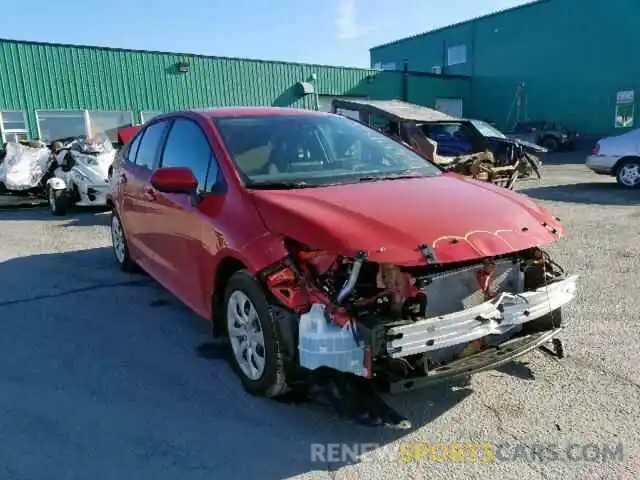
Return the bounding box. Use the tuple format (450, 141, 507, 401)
(385, 328, 563, 394)
(386, 275, 578, 359)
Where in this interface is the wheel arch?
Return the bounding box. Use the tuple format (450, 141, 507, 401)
(208, 251, 300, 369)
(612, 155, 640, 174)
(211, 256, 249, 338)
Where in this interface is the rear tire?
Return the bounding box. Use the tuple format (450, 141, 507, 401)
(110, 211, 139, 273)
(223, 270, 290, 397)
(48, 186, 67, 216)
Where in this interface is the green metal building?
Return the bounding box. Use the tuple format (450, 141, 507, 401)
(0, 38, 469, 143)
(370, 0, 639, 136)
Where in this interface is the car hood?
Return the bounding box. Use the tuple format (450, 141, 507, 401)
(495, 136, 548, 154)
(249, 174, 564, 266)
(513, 138, 548, 153)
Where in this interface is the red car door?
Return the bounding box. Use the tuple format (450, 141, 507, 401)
(147, 116, 224, 316)
(118, 119, 171, 278)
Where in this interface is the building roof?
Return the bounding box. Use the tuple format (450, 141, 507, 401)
(369, 0, 550, 51)
(331, 98, 457, 122)
(0, 37, 374, 73)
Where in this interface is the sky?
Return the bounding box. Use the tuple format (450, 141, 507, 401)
(4, 0, 534, 68)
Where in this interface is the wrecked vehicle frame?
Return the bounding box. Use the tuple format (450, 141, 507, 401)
(331, 98, 545, 190)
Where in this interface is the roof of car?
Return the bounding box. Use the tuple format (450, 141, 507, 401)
(179, 107, 332, 119)
(331, 98, 459, 123)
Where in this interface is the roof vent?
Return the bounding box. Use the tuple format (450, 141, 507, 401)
(295, 81, 315, 96)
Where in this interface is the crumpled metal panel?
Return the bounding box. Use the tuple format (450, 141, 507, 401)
(423, 259, 523, 318)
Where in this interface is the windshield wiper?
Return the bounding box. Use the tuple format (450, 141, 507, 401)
(246, 180, 312, 190)
(357, 171, 425, 183)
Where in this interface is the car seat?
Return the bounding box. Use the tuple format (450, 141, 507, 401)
(262, 138, 294, 175)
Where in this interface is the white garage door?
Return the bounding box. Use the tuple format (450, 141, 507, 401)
(435, 98, 464, 118)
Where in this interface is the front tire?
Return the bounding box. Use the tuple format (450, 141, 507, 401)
(223, 270, 290, 397)
(541, 136, 559, 152)
(48, 186, 67, 216)
(615, 158, 640, 189)
(110, 211, 138, 272)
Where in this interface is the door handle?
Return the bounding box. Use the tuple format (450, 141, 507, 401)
(143, 186, 156, 201)
(119, 173, 127, 184)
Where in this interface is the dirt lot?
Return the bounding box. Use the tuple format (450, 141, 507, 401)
(0, 155, 639, 480)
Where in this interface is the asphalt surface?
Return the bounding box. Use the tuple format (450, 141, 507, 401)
(1, 154, 639, 480)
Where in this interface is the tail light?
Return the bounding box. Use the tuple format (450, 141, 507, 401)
(592, 143, 600, 155)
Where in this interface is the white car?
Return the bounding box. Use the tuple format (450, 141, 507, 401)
(46, 136, 116, 215)
(585, 128, 640, 188)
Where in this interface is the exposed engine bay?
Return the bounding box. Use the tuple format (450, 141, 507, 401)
(261, 239, 578, 396)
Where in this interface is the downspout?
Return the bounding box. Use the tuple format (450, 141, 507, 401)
(469, 19, 477, 118)
(310, 72, 320, 111)
(401, 60, 409, 102)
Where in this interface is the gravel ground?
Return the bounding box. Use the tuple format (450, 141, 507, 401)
(0, 157, 639, 480)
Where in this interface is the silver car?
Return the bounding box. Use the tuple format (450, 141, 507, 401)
(585, 128, 640, 188)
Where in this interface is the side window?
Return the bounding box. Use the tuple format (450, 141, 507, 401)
(135, 121, 169, 170)
(161, 118, 217, 192)
(125, 131, 143, 163)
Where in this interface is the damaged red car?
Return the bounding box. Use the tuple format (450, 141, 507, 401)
(109, 108, 578, 408)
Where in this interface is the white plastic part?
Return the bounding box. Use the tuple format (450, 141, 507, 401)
(0, 142, 51, 191)
(46, 177, 67, 190)
(386, 274, 579, 358)
(298, 304, 365, 376)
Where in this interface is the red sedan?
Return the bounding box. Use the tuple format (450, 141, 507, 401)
(109, 107, 578, 399)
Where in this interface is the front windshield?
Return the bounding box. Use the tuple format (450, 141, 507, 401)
(214, 114, 441, 187)
(470, 120, 507, 139)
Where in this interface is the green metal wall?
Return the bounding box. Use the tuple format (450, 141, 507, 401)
(371, 0, 640, 136)
(0, 39, 469, 139)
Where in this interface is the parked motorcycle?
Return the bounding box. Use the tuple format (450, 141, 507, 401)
(45, 135, 116, 216)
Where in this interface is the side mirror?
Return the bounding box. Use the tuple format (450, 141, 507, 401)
(150, 166, 198, 194)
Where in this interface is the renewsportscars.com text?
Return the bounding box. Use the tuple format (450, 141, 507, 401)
(310, 442, 624, 463)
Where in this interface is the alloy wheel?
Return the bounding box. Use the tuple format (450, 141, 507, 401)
(618, 163, 640, 187)
(226, 290, 266, 380)
(111, 214, 126, 264)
